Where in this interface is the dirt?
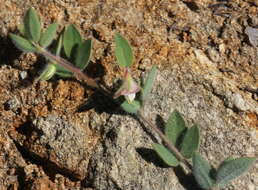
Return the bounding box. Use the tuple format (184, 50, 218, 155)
(0, 0, 257, 189)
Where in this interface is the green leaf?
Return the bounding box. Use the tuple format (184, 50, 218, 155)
(75, 39, 92, 70)
(39, 23, 58, 48)
(10, 34, 37, 52)
(141, 66, 157, 102)
(180, 125, 199, 159)
(165, 110, 187, 146)
(55, 64, 73, 78)
(55, 34, 63, 56)
(54, 34, 73, 78)
(152, 143, 179, 167)
(115, 33, 133, 67)
(38, 64, 57, 80)
(216, 157, 256, 187)
(121, 100, 140, 114)
(18, 23, 26, 36)
(193, 152, 215, 189)
(24, 7, 41, 42)
(63, 24, 82, 58)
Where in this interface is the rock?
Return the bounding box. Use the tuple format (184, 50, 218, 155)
(22, 115, 98, 180)
(231, 93, 250, 112)
(19, 71, 27, 79)
(87, 115, 184, 190)
(87, 70, 257, 190)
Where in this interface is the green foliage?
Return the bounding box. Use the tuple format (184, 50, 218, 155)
(24, 7, 41, 42)
(10, 34, 37, 52)
(75, 39, 92, 70)
(141, 66, 157, 103)
(55, 33, 63, 56)
(152, 143, 179, 166)
(56, 24, 92, 78)
(11, 8, 92, 80)
(53, 34, 73, 78)
(38, 64, 57, 80)
(152, 110, 255, 189)
(165, 110, 186, 145)
(63, 24, 82, 58)
(10, 9, 256, 189)
(115, 33, 133, 67)
(39, 23, 58, 48)
(192, 152, 215, 189)
(215, 157, 256, 187)
(180, 125, 199, 158)
(121, 100, 141, 114)
(18, 23, 26, 36)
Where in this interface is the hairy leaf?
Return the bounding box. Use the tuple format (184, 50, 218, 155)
(180, 125, 199, 158)
(153, 143, 179, 167)
(75, 39, 92, 70)
(216, 157, 256, 187)
(141, 66, 157, 102)
(39, 23, 58, 48)
(193, 152, 215, 189)
(10, 34, 37, 52)
(165, 110, 187, 146)
(63, 24, 82, 58)
(115, 33, 133, 67)
(121, 100, 140, 114)
(24, 7, 41, 42)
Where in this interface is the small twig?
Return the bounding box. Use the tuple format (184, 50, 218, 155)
(38, 48, 99, 89)
(137, 111, 192, 172)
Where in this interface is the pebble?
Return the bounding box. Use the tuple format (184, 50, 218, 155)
(19, 71, 27, 79)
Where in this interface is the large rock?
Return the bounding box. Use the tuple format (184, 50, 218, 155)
(87, 68, 257, 190)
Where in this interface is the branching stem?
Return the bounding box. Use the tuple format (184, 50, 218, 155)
(35, 46, 193, 173)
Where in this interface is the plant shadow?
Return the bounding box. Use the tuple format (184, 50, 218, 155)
(136, 147, 202, 190)
(0, 35, 21, 67)
(155, 114, 166, 133)
(173, 167, 203, 190)
(136, 147, 170, 168)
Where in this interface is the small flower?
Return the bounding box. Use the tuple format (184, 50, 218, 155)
(114, 68, 141, 103)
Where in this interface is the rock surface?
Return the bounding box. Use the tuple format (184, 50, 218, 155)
(0, 0, 257, 189)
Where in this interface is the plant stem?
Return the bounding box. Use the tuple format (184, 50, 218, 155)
(137, 111, 192, 172)
(36, 46, 193, 173)
(38, 47, 99, 89)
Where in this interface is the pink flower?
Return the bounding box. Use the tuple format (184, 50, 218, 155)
(114, 68, 141, 103)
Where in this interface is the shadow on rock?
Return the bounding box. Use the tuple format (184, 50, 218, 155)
(173, 167, 203, 190)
